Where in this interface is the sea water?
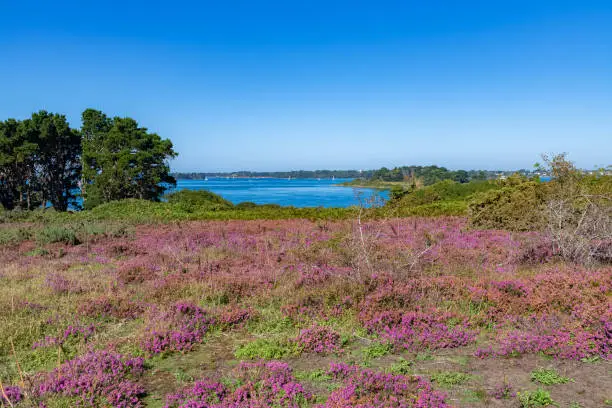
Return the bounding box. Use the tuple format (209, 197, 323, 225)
(172, 178, 388, 208)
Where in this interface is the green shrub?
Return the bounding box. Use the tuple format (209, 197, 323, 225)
(36, 226, 79, 245)
(362, 342, 393, 358)
(165, 189, 234, 211)
(235, 201, 258, 209)
(530, 368, 571, 385)
(518, 388, 556, 407)
(86, 199, 354, 222)
(384, 180, 500, 217)
(395, 200, 468, 216)
(468, 179, 549, 231)
(389, 358, 413, 375)
(0, 227, 32, 245)
(394, 180, 499, 207)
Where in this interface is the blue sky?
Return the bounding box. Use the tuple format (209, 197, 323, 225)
(1, 0, 610, 171)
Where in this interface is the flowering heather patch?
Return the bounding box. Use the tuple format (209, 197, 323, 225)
(216, 306, 255, 330)
(32, 322, 96, 349)
(473, 313, 611, 360)
(0, 385, 22, 405)
(116, 256, 162, 284)
(322, 362, 449, 407)
(165, 360, 313, 407)
(45, 272, 83, 294)
(487, 326, 610, 360)
(78, 295, 146, 320)
(281, 296, 328, 323)
(293, 263, 353, 288)
(295, 324, 343, 353)
(489, 280, 529, 297)
(35, 350, 145, 407)
(1, 217, 611, 407)
(362, 310, 477, 351)
(142, 301, 215, 354)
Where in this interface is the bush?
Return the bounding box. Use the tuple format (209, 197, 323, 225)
(36, 226, 79, 245)
(389, 358, 413, 375)
(395, 200, 468, 216)
(362, 342, 393, 358)
(518, 388, 556, 407)
(385, 180, 499, 217)
(165, 189, 233, 211)
(235, 201, 258, 209)
(468, 180, 549, 231)
(0, 227, 31, 246)
(394, 180, 499, 207)
(530, 368, 571, 385)
(85, 199, 354, 222)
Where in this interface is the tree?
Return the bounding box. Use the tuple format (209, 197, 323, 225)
(22, 111, 81, 211)
(81, 109, 177, 208)
(453, 170, 469, 183)
(0, 119, 38, 209)
(0, 112, 80, 211)
(541, 154, 611, 265)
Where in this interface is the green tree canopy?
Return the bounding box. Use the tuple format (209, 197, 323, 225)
(25, 111, 81, 211)
(0, 111, 80, 211)
(81, 109, 177, 208)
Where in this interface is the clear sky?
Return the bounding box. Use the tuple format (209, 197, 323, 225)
(1, 1, 610, 172)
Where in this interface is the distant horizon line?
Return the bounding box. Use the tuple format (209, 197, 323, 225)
(170, 167, 540, 174)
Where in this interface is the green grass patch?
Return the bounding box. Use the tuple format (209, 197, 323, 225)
(362, 342, 393, 359)
(295, 368, 332, 382)
(461, 389, 488, 404)
(36, 225, 79, 245)
(234, 338, 301, 360)
(0, 226, 32, 245)
(415, 351, 434, 361)
(430, 371, 472, 388)
(247, 307, 296, 336)
(530, 368, 572, 385)
(389, 358, 413, 375)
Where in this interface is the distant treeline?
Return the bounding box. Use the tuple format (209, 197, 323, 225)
(174, 166, 540, 184)
(370, 166, 491, 185)
(172, 170, 375, 179)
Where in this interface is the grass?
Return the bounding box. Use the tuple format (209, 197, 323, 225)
(36, 225, 80, 245)
(430, 371, 472, 388)
(294, 368, 332, 382)
(530, 368, 572, 385)
(461, 389, 488, 404)
(388, 358, 413, 375)
(362, 342, 393, 359)
(0, 227, 32, 246)
(234, 338, 301, 360)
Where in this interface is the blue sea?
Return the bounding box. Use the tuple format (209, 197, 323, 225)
(171, 178, 388, 208)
